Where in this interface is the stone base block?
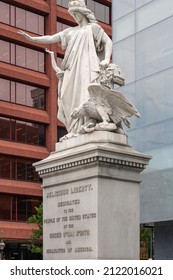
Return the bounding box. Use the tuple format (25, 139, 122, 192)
(34, 132, 151, 259)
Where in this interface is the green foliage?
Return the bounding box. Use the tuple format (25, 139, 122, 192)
(140, 228, 151, 247)
(27, 203, 43, 255)
(140, 227, 154, 259)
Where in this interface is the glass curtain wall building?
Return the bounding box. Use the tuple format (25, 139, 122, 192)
(0, 0, 112, 259)
(113, 0, 173, 259)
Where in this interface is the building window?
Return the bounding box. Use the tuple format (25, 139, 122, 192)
(0, 78, 46, 110)
(57, 21, 71, 32)
(0, 193, 42, 222)
(57, 126, 67, 141)
(0, 194, 11, 220)
(86, 0, 110, 24)
(57, 56, 63, 67)
(0, 117, 46, 146)
(56, 0, 110, 24)
(0, 2, 44, 35)
(56, 0, 69, 9)
(0, 40, 45, 73)
(0, 155, 39, 182)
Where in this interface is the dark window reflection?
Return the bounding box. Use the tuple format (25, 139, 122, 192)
(17, 121, 27, 143)
(0, 116, 46, 146)
(0, 40, 45, 73)
(17, 162, 27, 181)
(0, 78, 46, 110)
(0, 155, 40, 182)
(0, 2, 44, 35)
(0, 193, 42, 222)
(57, 126, 67, 141)
(0, 157, 10, 179)
(0, 117, 10, 140)
(17, 195, 27, 221)
(0, 194, 11, 220)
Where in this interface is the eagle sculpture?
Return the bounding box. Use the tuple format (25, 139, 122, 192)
(71, 83, 140, 135)
(44, 49, 140, 138)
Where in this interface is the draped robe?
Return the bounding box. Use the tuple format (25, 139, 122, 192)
(58, 23, 104, 133)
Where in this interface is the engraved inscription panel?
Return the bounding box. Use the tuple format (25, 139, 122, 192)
(43, 180, 97, 259)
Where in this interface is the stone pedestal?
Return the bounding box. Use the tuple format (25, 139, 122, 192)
(34, 131, 151, 260)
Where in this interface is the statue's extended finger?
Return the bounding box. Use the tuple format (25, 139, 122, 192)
(17, 30, 24, 34)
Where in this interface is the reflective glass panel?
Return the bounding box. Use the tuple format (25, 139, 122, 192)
(126, 68, 173, 153)
(57, 57, 63, 68)
(136, 0, 153, 8)
(0, 2, 9, 24)
(0, 194, 11, 220)
(0, 2, 44, 35)
(113, 0, 135, 20)
(0, 117, 10, 140)
(57, 0, 69, 8)
(16, 83, 26, 105)
(0, 155, 39, 182)
(136, 17, 173, 79)
(17, 195, 27, 221)
(113, 12, 135, 42)
(25, 9, 44, 35)
(57, 126, 67, 141)
(16, 7, 25, 29)
(57, 21, 71, 32)
(16, 121, 27, 143)
(0, 78, 10, 101)
(38, 125, 46, 146)
(136, 0, 173, 32)
(0, 78, 46, 109)
(0, 116, 46, 146)
(0, 194, 42, 222)
(17, 161, 27, 181)
(113, 36, 135, 84)
(87, 0, 110, 24)
(26, 197, 41, 220)
(0, 156, 10, 178)
(0, 40, 45, 73)
(0, 40, 10, 63)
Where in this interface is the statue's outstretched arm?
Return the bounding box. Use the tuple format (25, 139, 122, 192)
(18, 30, 61, 44)
(100, 32, 113, 68)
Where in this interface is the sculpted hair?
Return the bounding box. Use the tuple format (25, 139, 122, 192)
(69, 7, 97, 23)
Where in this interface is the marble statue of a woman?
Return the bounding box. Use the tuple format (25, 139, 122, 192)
(18, 0, 112, 136)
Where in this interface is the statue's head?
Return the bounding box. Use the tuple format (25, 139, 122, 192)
(68, 0, 86, 9)
(68, 0, 97, 23)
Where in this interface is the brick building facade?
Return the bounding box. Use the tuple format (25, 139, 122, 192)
(0, 0, 111, 259)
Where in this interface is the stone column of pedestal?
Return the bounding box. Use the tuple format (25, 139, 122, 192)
(34, 131, 151, 260)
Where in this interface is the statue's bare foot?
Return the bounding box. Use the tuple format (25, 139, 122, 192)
(79, 123, 95, 134)
(98, 121, 109, 127)
(59, 132, 77, 141)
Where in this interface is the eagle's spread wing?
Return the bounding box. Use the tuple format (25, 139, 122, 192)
(88, 83, 140, 126)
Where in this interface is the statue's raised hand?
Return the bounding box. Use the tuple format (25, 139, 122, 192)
(99, 59, 109, 69)
(18, 30, 32, 41)
(45, 48, 53, 54)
